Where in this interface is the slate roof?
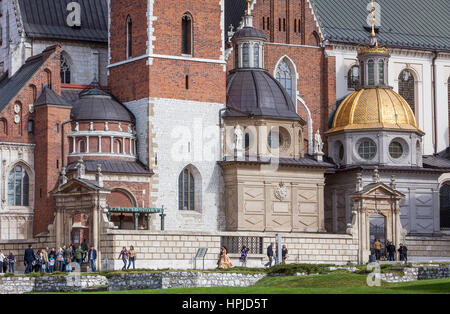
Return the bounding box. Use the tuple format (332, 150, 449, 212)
(225, 69, 305, 122)
(70, 88, 135, 123)
(225, 0, 247, 34)
(219, 155, 334, 168)
(35, 87, 71, 107)
(18, 0, 108, 43)
(309, 0, 450, 51)
(423, 148, 450, 170)
(0, 55, 44, 112)
(66, 160, 153, 175)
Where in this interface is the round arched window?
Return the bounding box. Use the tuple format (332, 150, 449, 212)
(268, 130, 281, 149)
(358, 140, 377, 160)
(389, 141, 404, 159)
(268, 128, 291, 151)
(339, 143, 345, 161)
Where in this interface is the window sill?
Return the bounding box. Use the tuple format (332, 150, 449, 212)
(181, 54, 193, 58)
(178, 210, 202, 216)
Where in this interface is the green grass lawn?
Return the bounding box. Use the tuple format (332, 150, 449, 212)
(39, 273, 450, 294)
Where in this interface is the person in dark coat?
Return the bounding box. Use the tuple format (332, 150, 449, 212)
(264, 243, 274, 267)
(387, 242, 396, 261)
(398, 243, 408, 262)
(88, 246, 97, 272)
(24, 245, 35, 274)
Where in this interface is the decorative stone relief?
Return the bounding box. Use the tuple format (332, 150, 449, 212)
(274, 182, 288, 201)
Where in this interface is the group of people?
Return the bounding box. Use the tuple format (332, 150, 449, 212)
(118, 246, 137, 270)
(22, 240, 98, 274)
(0, 250, 16, 273)
(217, 242, 289, 269)
(265, 243, 288, 267)
(373, 239, 408, 262)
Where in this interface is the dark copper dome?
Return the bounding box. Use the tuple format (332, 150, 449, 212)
(224, 69, 304, 122)
(70, 88, 135, 123)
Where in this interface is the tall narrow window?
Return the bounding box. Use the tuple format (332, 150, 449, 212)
(28, 120, 34, 134)
(294, 19, 297, 33)
(378, 60, 385, 85)
(60, 53, 71, 84)
(253, 44, 260, 68)
(262, 17, 265, 30)
(242, 43, 249, 68)
(267, 17, 270, 29)
(283, 18, 286, 32)
(278, 18, 281, 31)
(440, 183, 450, 229)
(368, 60, 375, 85)
(30, 84, 37, 103)
(275, 60, 293, 98)
(45, 69, 52, 89)
(178, 167, 195, 210)
(8, 165, 29, 206)
(126, 16, 132, 59)
(347, 66, 359, 90)
(182, 13, 193, 55)
(185, 75, 189, 89)
(399, 69, 416, 114)
(448, 77, 450, 143)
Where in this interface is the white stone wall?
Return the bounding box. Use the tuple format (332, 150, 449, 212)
(100, 230, 359, 271)
(124, 97, 225, 233)
(332, 45, 450, 156)
(0, 143, 35, 240)
(32, 40, 108, 86)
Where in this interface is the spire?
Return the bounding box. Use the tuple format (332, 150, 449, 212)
(246, 0, 252, 16)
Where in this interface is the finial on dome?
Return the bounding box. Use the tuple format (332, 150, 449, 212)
(369, 0, 378, 48)
(246, 0, 252, 16)
(243, 0, 253, 27)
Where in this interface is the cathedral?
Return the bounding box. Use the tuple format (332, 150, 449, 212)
(0, 0, 449, 270)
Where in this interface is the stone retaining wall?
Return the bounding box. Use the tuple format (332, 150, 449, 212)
(380, 266, 450, 283)
(107, 272, 265, 291)
(406, 236, 450, 262)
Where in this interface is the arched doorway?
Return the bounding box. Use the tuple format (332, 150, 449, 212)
(440, 183, 450, 229)
(369, 213, 386, 258)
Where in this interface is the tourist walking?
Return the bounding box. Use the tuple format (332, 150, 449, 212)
(264, 243, 274, 267)
(42, 247, 49, 273)
(7, 251, 15, 273)
(81, 239, 89, 262)
(118, 247, 129, 270)
(24, 245, 35, 274)
(75, 245, 84, 265)
(218, 246, 232, 269)
(374, 239, 382, 261)
(34, 249, 43, 273)
(56, 248, 64, 272)
(282, 245, 288, 265)
(0, 250, 5, 273)
(398, 243, 408, 262)
(128, 245, 136, 270)
(240, 246, 249, 267)
(387, 242, 396, 261)
(88, 246, 97, 272)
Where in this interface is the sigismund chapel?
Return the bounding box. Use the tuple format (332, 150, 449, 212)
(0, 0, 449, 270)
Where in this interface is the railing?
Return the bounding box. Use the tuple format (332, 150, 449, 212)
(221, 236, 263, 254)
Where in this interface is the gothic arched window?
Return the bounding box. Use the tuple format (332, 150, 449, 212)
(126, 16, 133, 59)
(178, 167, 195, 210)
(276, 60, 294, 98)
(440, 183, 450, 229)
(347, 65, 359, 90)
(8, 165, 29, 206)
(399, 69, 416, 114)
(60, 53, 71, 84)
(181, 13, 193, 55)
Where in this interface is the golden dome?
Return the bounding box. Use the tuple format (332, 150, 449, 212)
(327, 88, 423, 134)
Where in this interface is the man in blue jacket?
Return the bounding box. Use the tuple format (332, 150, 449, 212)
(88, 246, 97, 272)
(24, 245, 35, 274)
(265, 243, 274, 267)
